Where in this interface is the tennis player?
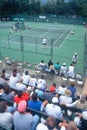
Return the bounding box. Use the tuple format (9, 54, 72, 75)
(42, 38, 47, 48)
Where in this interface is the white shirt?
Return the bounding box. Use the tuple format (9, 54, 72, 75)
(59, 95, 72, 104)
(36, 123, 48, 130)
(45, 103, 63, 120)
(9, 76, 19, 89)
(22, 74, 30, 85)
(29, 77, 37, 87)
(58, 86, 67, 95)
(60, 66, 67, 76)
(37, 79, 46, 89)
(72, 55, 78, 62)
(15, 83, 26, 91)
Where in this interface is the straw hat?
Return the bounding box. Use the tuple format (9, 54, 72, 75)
(64, 89, 71, 97)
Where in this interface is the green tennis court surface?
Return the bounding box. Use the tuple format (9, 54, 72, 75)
(0, 22, 85, 75)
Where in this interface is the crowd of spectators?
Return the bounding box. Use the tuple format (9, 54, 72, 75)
(0, 54, 87, 130)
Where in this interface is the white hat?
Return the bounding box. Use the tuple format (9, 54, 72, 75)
(63, 63, 66, 66)
(52, 97, 58, 103)
(82, 111, 87, 120)
(74, 52, 77, 55)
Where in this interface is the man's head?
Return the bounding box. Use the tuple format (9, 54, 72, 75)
(32, 92, 37, 101)
(46, 116, 57, 129)
(0, 101, 7, 113)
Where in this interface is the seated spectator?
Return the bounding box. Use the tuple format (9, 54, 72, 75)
(15, 78, 27, 92)
(36, 116, 59, 130)
(37, 60, 47, 72)
(48, 59, 53, 68)
(35, 85, 44, 97)
(37, 75, 47, 92)
(8, 69, 19, 89)
(41, 97, 63, 120)
(13, 100, 39, 130)
(59, 89, 72, 104)
(22, 70, 30, 85)
(29, 75, 37, 88)
(1, 84, 15, 101)
(66, 96, 87, 110)
(67, 63, 75, 78)
(67, 82, 76, 97)
(44, 86, 56, 102)
(60, 63, 67, 77)
(14, 90, 29, 104)
(74, 111, 87, 130)
(49, 63, 55, 75)
(57, 83, 67, 95)
(28, 92, 42, 111)
(0, 101, 13, 129)
(0, 73, 7, 88)
(49, 83, 56, 93)
(54, 62, 61, 75)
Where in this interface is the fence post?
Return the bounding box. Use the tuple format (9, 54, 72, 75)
(20, 35, 24, 62)
(50, 38, 53, 61)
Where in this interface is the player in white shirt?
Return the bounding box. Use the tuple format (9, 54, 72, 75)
(42, 38, 47, 48)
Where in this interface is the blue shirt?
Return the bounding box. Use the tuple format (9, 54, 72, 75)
(67, 86, 76, 97)
(28, 100, 42, 111)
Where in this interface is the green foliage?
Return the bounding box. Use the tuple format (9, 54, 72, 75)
(0, 0, 87, 18)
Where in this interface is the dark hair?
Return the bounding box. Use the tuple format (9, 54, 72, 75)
(0, 101, 7, 113)
(41, 60, 44, 63)
(32, 93, 37, 101)
(25, 71, 29, 75)
(46, 116, 57, 129)
(13, 68, 17, 72)
(3, 85, 10, 94)
(17, 90, 23, 98)
(1, 73, 5, 79)
(52, 83, 56, 87)
(41, 75, 44, 79)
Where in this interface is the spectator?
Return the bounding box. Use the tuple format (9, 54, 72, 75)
(36, 116, 59, 130)
(1, 84, 15, 101)
(35, 85, 44, 97)
(49, 63, 55, 75)
(8, 69, 19, 89)
(67, 82, 76, 97)
(14, 90, 29, 104)
(13, 100, 39, 130)
(48, 59, 53, 68)
(0, 101, 13, 129)
(37, 75, 47, 91)
(67, 64, 75, 78)
(22, 70, 30, 85)
(28, 92, 42, 111)
(59, 89, 72, 104)
(37, 60, 47, 72)
(57, 83, 67, 95)
(29, 75, 37, 88)
(15, 78, 27, 92)
(0, 73, 7, 88)
(49, 82, 56, 93)
(74, 111, 87, 130)
(60, 63, 67, 77)
(72, 52, 78, 64)
(42, 97, 63, 120)
(54, 62, 61, 75)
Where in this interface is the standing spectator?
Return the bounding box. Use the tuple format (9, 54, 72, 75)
(72, 52, 78, 64)
(67, 82, 76, 97)
(13, 100, 39, 130)
(60, 63, 67, 77)
(0, 101, 13, 129)
(22, 70, 30, 85)
(0, 73, 7, 88)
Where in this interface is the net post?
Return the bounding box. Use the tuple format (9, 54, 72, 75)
(84, 27, 87, 76)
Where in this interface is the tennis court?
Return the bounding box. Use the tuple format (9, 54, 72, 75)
(0, 22, 85, 74)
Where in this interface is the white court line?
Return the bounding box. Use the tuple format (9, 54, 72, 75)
(53, 29, 69, 45)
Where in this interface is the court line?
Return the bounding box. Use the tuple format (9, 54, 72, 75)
(53, 29, 69, 45)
